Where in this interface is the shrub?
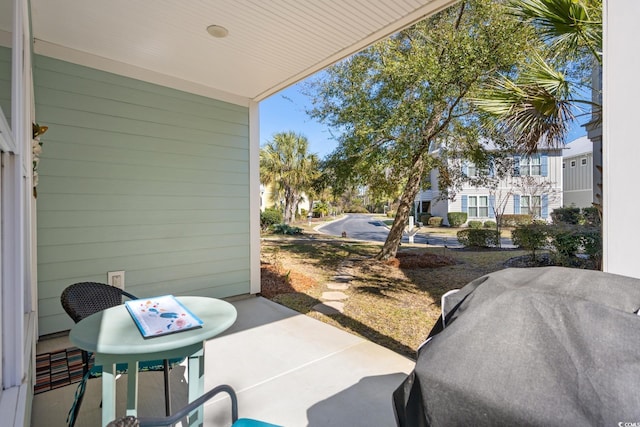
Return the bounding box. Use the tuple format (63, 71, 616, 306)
(499, 214, 533, 227)
(456, 229, 501, 248)
(483, 220, 497, 229)
(386, 210, 396, 218)
(551, 207, 581, 225)
(447, 212, 467, 227)
(581, 207, 601, 226)
(511, 224, 549, 259)
(428, 216, 443, 227)
(580, 226, 602, 269)
(299, 208, 308, 218)
(260, 208, 282, 231)
(271, 223, 303, 235)
(313, 201, 330, 217)
(419, 213, 431, 224)
(548, 224, 582, 258)
(467, 220, 482, 229)
(345, 205, 369, 213)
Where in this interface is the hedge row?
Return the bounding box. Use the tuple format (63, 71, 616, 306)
(456, 229, 501, 248)
(499, 214, 533, 227)
(511, 222, 601, 267)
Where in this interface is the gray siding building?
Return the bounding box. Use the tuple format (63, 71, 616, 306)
(562, 136, 593, 208)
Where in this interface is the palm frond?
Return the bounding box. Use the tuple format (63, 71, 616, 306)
(473, 55, 574, 152)
(509, 0, 602, 62)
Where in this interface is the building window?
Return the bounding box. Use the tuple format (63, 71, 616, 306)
(570, 160, 576, 167)
(465, 162, 488, 178)
(520, 155, 541, 176)
(521, 195, 541, 217)
(467, 163, 477, 177)
(581, 158, 587, 166)
(468, 195, 489, 218)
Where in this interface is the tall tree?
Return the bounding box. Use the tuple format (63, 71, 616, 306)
(260, 132, 320, 224)
(308, 0, 535, 260)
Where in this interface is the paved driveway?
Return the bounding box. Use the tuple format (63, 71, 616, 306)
(317, 214, 514, 248)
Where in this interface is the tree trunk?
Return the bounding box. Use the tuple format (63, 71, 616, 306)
(376, 154, 426, 260)
(283, 189, 298, 224)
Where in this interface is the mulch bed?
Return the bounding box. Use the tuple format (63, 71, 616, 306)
(386, 252, 457, 269)
(260, 262, 318, 298)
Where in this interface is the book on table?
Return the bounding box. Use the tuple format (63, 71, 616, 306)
(125, 295, 204, 338)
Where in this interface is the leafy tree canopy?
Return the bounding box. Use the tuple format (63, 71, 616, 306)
(307, 0, 538, 259)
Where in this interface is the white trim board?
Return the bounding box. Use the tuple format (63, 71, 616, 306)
(33, 38, 251, 108)
(249, 101, 261, 295)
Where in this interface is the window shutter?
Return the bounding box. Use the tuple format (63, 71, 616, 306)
(513, 194, 521, 214)
(462, 161, 468, 177)
(489, 195, 496, 219)
(488, 159, 495, 177)
(513, 155, 520, 176)
(541, 194, 549, 218)
(541, 153, 548, 177)
(461, 195, 468, 213)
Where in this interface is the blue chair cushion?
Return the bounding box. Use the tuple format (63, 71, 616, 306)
(88, 356, 183, 376)
(232, 418, 282, 427)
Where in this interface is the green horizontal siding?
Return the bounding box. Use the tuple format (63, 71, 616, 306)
(35, 55, 251, 335)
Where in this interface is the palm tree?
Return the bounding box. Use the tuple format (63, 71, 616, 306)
(475, 0, 602, 152)
(260, 132, 320, 224)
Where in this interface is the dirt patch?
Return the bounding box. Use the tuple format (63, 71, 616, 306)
(387, 251, 457, 269)
(260, 262, 318, 299)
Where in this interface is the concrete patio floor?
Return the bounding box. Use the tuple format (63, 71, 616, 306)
(32, 297, 415, 426)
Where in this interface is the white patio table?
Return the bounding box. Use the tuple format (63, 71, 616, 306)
(69, 296, 237, 427)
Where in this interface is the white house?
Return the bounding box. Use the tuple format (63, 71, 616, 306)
(562, 136, 593, 208)
(416, 149, 563, 225)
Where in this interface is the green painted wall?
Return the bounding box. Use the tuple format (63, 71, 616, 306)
(34, 55, 251, 336)
(0, 47, 10, 122)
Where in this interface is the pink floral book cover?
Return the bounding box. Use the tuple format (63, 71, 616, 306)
(125, 295, 203, 338)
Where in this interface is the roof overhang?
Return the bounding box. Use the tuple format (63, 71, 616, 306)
(0, 0, 458, 106)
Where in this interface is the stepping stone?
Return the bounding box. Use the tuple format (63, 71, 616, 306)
(322, 291, 348, 300)
(334, 275, 354, 282)
(326, 282, 350, 290)
(313, 301, 344, 315)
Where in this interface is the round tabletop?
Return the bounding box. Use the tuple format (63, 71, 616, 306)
(69, 296, 237, 356)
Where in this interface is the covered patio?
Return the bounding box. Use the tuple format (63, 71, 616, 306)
(0, 0, 637, 426)
(32, 297, 414, 426)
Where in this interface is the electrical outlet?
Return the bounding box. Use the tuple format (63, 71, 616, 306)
(107, 271, 125, 289)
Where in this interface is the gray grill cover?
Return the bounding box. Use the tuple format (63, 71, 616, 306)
(393, 267, 640, 426)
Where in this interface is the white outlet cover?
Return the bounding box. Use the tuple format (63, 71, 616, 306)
(107, 271, 125, 289)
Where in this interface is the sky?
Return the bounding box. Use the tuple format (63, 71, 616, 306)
(259, 78, 338, 159)
(259, 77, 588, 160)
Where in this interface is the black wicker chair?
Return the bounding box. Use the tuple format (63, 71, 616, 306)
(61, 282, 174, 426)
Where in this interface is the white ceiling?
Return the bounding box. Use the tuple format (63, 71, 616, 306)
(2, 0, 457, 103)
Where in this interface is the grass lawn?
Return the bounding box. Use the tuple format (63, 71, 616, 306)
(378, 218, 514, 239)
(261, 234, 527, 359)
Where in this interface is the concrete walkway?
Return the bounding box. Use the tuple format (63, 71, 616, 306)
(312, 259, 357, 315)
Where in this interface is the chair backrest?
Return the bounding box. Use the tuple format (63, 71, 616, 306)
(61, 282, 138, 323)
